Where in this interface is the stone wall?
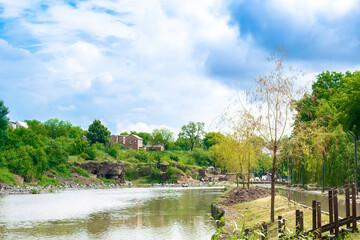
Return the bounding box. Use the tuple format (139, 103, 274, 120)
(73, 160, 125, 183)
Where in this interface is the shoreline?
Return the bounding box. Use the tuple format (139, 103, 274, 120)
(0, 181, 223, 195)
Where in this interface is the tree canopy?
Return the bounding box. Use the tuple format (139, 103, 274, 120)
(0, 100, 9, 149)
(178, 122, 205, 151)
(86, 120, 111, 145)
(149, 128, 174, 150)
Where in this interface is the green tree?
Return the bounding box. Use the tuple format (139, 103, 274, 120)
(0, 100, 9, 148)
(336, 71, 360, 136)
(86, 120, 111, 145)
(150, 128, 174, 150)
(44, 119, 73, 139)
(130, 131, 151, 145)
(203, 132, 225, 149)
(178, 122, 205, 151)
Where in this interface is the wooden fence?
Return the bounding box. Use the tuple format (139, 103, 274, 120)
(260, 181, 359, 239)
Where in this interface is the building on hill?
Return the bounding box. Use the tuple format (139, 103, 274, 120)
(145, 142, 165, 151)
(9, 121, 28, 129)
(111, 134, 144, 151)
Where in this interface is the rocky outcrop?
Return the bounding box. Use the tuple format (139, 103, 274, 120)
(73, 160, 125, 183)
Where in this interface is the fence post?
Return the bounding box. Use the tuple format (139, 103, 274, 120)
(312, 200, 317, 231)
(299, 211, 304, 232)
(345, 181, 351, 229)
(261, 222, 267, 240)
(278, 216, 282, 239)
(329, 190, 334, 234)
(352, 181, 357, 232)
(334, 190, 339, 236)
(296, 210, 300, 233)
(317, 201, 322, 238)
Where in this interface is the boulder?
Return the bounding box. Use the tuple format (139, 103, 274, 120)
(74, 160, 125, 183)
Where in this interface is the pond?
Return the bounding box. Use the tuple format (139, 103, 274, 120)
(0, 187, 224, 240)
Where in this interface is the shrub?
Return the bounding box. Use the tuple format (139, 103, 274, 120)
(84, 145, 97, 160)
(54, 164, 72, 178)
(38, 176, 62, 186)
(135, 148, 149, 162)
(191, 148, 211, 166)
(30, 188, 41, 194)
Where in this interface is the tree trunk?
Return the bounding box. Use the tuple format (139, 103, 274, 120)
(236, 174, 239, 187)
(247, 150, 251, 189)
(270, 145, 277, 222)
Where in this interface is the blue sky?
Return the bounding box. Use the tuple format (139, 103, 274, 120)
(0, 0, 359, 135)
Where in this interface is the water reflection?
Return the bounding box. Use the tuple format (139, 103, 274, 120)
(277, 188, 360, 218)
(0, 187, 223, 240)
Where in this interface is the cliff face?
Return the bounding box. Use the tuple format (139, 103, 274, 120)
(74, 160, 125, 183)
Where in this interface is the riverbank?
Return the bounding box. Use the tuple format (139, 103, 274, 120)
(211, 186, 330, 239)
(0, 181, 221, 195)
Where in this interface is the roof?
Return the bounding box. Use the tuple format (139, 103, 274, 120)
(16, 121, 28, 128)
(129, 134, 143, 140)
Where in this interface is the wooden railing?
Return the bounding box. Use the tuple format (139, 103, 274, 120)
(259, 181, 359, 239)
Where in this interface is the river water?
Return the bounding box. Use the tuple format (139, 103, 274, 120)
(0, 187, 224, 240)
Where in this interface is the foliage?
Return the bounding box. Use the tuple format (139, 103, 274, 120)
(149, 128, 174, 150)
(68, 137, 88, 155)
(70, 166, 90, 177)
(203, 132, 225, 149)
(86, 119, 111, 145)
(0, 100, 9, 149)
(37, 176, 62, 186)
(191, 148, 211, 166)
(178, 122, 205, 151)
(0, 167, 16, 185)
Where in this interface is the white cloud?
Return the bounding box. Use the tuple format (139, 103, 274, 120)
(0, 0, 275, 133)
(269, 0, 359, 24)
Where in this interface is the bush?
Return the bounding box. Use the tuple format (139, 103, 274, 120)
(80, 153, 91, 160)
(135, 148, 150, 162)
(38, 176, 62, 186)
(30, 188, 41, 194)
(54, 164, 72, 178)
(191, 148, 211, 166)
(84, 145, 97, 160)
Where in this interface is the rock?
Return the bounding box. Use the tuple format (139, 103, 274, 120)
(159, 163, 168, 172)
(198, 169, 207, 178)
(14, 174, 24, 184)
(75, 160, 125, 183)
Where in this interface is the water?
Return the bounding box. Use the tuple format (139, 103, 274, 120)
(0, 187, 224, 240)
(277, 188, 360, 218)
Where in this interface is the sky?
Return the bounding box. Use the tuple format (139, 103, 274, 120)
(0, 0, 360, 135)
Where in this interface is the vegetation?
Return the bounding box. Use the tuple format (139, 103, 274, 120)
(0, 102, 240, 186)
(178, 121, 205, 151)
(0, 100, 9, 149)
(212, 194, 323, 239)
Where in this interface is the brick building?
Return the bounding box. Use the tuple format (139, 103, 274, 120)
(111, 134, 144, 151)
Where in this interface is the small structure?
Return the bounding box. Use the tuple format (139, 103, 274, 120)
(145, 142, 165, 151)
(110, 134, 144, 151)
(9, 121, 28, 129)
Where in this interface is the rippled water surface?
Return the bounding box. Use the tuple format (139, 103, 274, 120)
(0, 187, 224, 240)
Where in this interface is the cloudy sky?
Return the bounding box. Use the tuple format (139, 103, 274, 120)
(0, 0, 359, 135)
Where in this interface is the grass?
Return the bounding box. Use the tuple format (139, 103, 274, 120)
(0, 168, 16, 185)
(215, 193, 331, 239)
(70, 166, 90, 177)
(38, 176, 63, 186)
